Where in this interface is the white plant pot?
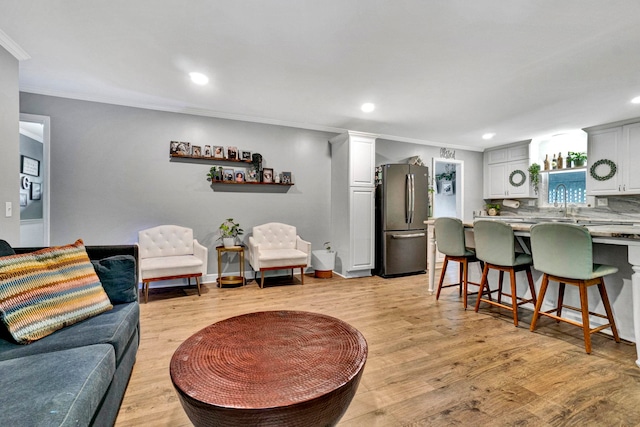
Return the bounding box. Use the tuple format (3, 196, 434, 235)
(223, 237, 235, 248)
(312, 250, 336, 278)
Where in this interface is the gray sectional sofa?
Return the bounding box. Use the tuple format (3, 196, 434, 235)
(0, 242, 140, 427)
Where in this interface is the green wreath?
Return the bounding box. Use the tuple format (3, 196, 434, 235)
(590, 159, 617, 181)
(509, 169, 526, 187)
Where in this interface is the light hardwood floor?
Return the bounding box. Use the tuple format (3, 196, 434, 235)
(115, 266, 640, 426)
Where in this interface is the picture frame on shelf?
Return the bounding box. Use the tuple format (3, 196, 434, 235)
(281, 172, 292, 184)
(21, 155, 40, 176)
(192, 145, 202, 157)
(203, 145, 212, 157)
(31, 182, 42, 200)
(227, 146, 238, 160)
(213, 146, 225, 158)
(262, 168, 273, 183)
(235, 170, 245, 182)
(170, 141, 190, 156)
(20, 193, 27, 207)
(223, 168, 234, 182)
(241, 150, 252, 161)
(246, 169, 258, 182)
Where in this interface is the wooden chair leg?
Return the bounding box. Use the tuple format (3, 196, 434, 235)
(578, 283, 592, 354)
(530, 274, 549, 331)
(458, 262, 464, 297)
(144, 281, 149, 304)
(462, 258, 469, 309)
(474, 264, 490, 313)
(300, 267, 304, 285)
(195, 276, 201, 296)
(435, 257, 450, 300)
(526, 268, 536, 305)
(557, 283, 566, 321)
(260, 271, 265, 288)
(598, 279, 620, 343)
(509, 269, 518, 327)
(497, 271, 505, 304)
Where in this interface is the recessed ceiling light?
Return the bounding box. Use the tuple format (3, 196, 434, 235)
(361, 103, 375, 113)
(632, 96, 640, 104)
(482, 133, 496, 140)
(189, 72, 209, 85)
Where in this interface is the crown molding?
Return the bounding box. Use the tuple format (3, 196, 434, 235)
(0, 29, 30, 61)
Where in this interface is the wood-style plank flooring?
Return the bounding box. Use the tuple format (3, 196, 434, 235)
(115, 266, 640, 426)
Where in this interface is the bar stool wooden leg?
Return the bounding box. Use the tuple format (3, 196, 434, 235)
(598, 279, 620, 343)
(557, 283, 566, 321)
(579, 283, 592, 354)
(526, 268, 537, 306)
(474, 264, 491, 313)
(462, 258, 469, 309)
(510, 269, 518, 327)
(530, 274, 550, 331)
(458, 262, 464, 297)
(435, 257, 450, 300)
(497, 271, 505, 304)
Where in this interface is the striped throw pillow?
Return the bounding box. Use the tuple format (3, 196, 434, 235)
(0, 239, 113, 344)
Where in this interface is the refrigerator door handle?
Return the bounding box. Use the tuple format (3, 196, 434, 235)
(405, 174, 411, 223)
(391, 233, 426, 239)
(410, 173, 415, 224)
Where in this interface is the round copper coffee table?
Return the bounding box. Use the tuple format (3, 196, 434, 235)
(170, 310, 367, 427)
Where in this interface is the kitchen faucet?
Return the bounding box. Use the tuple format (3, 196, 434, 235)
(554, 183, 568, 217)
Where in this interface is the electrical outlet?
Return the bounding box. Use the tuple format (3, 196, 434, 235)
(5, 202, 11, 217)
(597, 197, 608, 207)
(528, 200, 536, 207)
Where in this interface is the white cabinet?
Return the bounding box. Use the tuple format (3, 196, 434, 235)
(586, 120, 640, 195)
(329, 131, 377, 277)
(483, 142, 535, 199)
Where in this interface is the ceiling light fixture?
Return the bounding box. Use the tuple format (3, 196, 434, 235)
(482, 133, 496, 140)
(361, 103, 375, 113)
(632, 96, 640, 104)
(189, 72, 209, 85)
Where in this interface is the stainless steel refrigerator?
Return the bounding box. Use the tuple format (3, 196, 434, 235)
(375, 164, 429, 277)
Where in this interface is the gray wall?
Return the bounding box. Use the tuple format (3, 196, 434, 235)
(20, 93, 335, 275)
(0, 46, 20, 245)
(376, 139, 485, 221)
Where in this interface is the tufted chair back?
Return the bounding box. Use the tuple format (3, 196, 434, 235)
(252, 223, 298, 250)
(138, 225, 195, 259)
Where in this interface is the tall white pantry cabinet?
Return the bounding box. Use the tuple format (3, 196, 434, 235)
(329, 131, 376, 278)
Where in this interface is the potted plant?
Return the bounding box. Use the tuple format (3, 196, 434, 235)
(528, 163, 541, 194)
(207, 166, 223, 182)
(312, 241, 336, 279)
(569, 152, 587, 167)
(485, 203, 501, 216)
(436, 164, 456, 194)
(218, 218, 243, 248)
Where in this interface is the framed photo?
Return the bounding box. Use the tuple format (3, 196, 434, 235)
(223, 168, 234, 182)
(281, 172, 292, 184)
(31, 182, 42, 200)
(20, 193, 27, 207)
(203, 145, 212, 157)
(213, 146, 225, 159)
(262, 168, 274, 183)
(21, 155, 40, 176)
(170, 141, 190, 156)
(227, 146, 238, 160)
(192, 145, 202, 157)
(241, 150, 252, 161)
(246, 169, 258, 182)
(234, 170, 245, 182)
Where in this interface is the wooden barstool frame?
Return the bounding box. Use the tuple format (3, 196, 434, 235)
(436, 255, 484, 309)
(529, 273, 620, 354)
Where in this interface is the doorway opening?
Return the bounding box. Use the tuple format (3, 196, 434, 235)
(432, 158, 464, 220)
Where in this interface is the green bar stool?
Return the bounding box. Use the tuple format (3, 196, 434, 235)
(473, 220, 537, 327)
(529, 222, 620, 354)
(434, 217, 483, 309)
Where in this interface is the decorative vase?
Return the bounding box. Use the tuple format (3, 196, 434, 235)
(573, 159, 585, 167)
(223, 237, 235, 248)
(488, 208, 498, 216)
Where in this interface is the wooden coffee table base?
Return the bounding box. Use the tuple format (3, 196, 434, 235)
(170, 311, 368, 427)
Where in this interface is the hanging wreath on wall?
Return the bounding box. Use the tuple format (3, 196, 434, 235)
(508, 169, 526, 187)
(590, 159, 617, 181)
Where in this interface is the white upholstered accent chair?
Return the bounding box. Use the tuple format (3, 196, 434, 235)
(137, 225, 208, 303)
(248, 223, 311, 288)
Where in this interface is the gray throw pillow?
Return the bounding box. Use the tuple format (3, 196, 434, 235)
(91, 255, 138, 304)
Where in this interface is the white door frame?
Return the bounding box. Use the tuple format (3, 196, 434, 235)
(20, 113, 50, 246)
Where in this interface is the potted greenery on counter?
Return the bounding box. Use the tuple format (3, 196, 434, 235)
(569, 152, 587, 167)
(485, 203, 501, 216)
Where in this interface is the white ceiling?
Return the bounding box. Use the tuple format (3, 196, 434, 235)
(2, 1, 640, 151)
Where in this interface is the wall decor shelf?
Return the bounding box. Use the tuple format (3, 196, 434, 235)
(169, 154, 252, 164)
(209, 181, 293, 186)
(540, 167, 587, 174)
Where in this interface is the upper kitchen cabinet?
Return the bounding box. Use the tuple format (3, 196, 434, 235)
(330, 131, 376, 187)
(585, 119, 640, 195)
(483, 141, 535, 198)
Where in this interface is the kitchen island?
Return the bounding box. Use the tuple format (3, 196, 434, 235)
(426, 217, 640, 367)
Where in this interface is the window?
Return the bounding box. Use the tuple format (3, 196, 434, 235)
(547, 170, 587, 204)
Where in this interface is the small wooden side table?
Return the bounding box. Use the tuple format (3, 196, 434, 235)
(216, 245, 245, 287)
